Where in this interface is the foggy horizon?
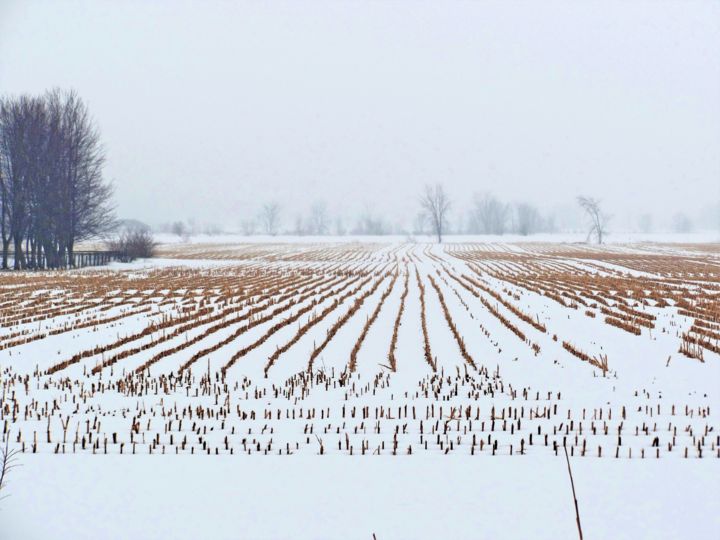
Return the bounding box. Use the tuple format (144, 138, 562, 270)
(1, 1, 719, 233)
(2, 4, 720, 539)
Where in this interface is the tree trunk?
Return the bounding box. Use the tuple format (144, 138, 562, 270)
(1, 237, 8, 270)
(12, 234, 24, 270)
(67, 239, 74, 268)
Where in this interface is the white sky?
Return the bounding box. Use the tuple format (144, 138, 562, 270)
(1, 0, 718, 230)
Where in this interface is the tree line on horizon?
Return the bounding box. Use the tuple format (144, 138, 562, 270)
(160, 193, 563, 239)
(159, 188, 715, 241)
(2, 88, 714, 269)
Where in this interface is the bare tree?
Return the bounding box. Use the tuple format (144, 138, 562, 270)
(419, 183, 451, 243)
(202, 222, 222, 235)
(470, 192, 509, 235)
(334, 216, 346, 236)
(239, 218, 256, 236)
(515, 203, 541, 236)
(412, 211, 427, 236)
(355, 204, 388, 235)
(577, 196, 608, 244)
(0, 95, 43, 269)
(293, 214, 306, 236)
(186, 217, 197, 236)
(309, 200, 329, 235)
(0, 90, 114, 269)
(170, 220, 188, 241)
(638, 213, 653, 233)
(0, 102, 18, 269)
(47, 89, 115, 264)
(258, 202, 281, 236)
(672, 212, 693, 233)
(0, 164, 7, 269)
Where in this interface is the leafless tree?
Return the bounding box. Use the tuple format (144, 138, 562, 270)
(240, 218, 256, 236)
(334, 216, 346, 236)
(0, 165, 7, 269)
(171, 221, 188, 241)
(673, 212, 693, 233)
(470, 193, 509, 235)
(638, 213, 653, 233)
(419, 183, 451, 243)
(355, 205, 388, 235)
(186, 217, 198, 236)
(577, 196, 608, 244)
(293, 214, 306, 236)
(0, 89, 114, 269)
(47, 89, 115, 261)
(202, 223, 223, 236)
(259, 202, 281, 236)
(0, 103, 18, 269)
(412, 211, 428, 236)
(309, 200, 329, 235)
(515, 203, 541, 236)
(0, 95, 43, 269)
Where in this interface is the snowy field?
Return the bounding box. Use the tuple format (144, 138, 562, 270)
(1, 238, 718, 539)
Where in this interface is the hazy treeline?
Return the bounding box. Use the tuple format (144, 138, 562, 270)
(210, 194, 557, 237)
(156, 195, 718, 239)
(0, 90, 113, 269)
(463, 193, 555, 235)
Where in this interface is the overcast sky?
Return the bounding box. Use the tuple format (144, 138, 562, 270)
(1, 0, 718, 230)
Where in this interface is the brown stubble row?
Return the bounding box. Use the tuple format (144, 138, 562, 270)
(448, 245, 719, 362)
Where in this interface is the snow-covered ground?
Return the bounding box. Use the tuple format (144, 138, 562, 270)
(1, 240, 718, 539)
(4, 455, 718, 540)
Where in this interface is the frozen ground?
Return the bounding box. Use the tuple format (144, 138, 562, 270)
(1, 240, 718, 539)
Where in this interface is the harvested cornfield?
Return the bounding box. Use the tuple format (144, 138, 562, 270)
(1, 240, 719, 538)
(2, 241, 718, 457)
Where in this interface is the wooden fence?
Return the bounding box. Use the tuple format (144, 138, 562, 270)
(5, 250, 125, 270)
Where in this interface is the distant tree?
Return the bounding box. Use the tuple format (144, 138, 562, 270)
(170, 220, 188, 240)
(515, 203, 541, 236)
(697, 202, 720, 232)
(259, 202, 281, 236)
(543, 213, 557, 233)
(293, 214, 306, 236)
(309, 201, 329, 235)
(577, 196, 608, 244)
(455, 214, 465, 236)
(413, 211, 428, 236)
(334, 216, 346, 236)
(240, 218, 256, 236)
(470, 193, 509, 235)
(419, 183, 451, 243)
(202, 223, 222, 236)
(638, 213, 653, 233)
(186, 217, 197, 236)
(355, 205, 388, 235)
(672, 212, 693, 233)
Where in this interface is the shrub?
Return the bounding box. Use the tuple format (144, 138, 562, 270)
(107, 228, 157, 261)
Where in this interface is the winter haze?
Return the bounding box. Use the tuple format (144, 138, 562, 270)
(1, 0, 718, 233)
